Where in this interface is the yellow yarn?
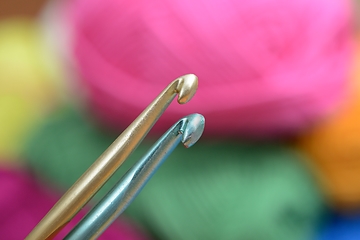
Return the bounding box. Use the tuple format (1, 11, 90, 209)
(0, 19, 65, 160)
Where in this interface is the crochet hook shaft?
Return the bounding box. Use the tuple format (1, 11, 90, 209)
(65, 113, 205, 240)
(26, 74, 198, 240)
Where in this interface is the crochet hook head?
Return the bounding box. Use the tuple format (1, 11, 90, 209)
(26, 74, 198, 240)
(65, 113, 205, 240)
(181, 113, 205, 148)
(175, 73, 198, 104)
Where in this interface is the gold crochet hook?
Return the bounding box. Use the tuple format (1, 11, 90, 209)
(26, 74, 198, 240)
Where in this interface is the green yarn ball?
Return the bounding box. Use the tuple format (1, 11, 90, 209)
(126, 142, 324, 240)
(23, 108, 324, 240)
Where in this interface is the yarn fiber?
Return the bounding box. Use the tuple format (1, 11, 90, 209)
(296, 42, 360, 210)
(68, 0, 352, 138)
(125, 142, 323, 240)
(317, 214, 360, 240)
(0, 19, 65, 160)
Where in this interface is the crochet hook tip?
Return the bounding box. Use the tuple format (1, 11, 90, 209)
(181, 113, 205, 148)
(176, 74, 198, 104)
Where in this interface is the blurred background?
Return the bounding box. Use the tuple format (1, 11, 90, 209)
(1, 0, 360, 239)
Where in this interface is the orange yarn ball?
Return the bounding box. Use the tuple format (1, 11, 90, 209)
(296, 43, 360, 210)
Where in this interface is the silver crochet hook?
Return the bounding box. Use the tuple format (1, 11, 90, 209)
(64, 113, 205, 240)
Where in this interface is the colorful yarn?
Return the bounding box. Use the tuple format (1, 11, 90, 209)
(22, 111, 324, 240)
(23, 107, 119, 198)
(0, 19, 66, 160)
(0, 166, 149, 240)
(317, 214, 360, 240)
(125, 142, 324, 240)
(296, 43, 360, 210)
(23, 107, 146, 201)
(66, 0, 353, 138)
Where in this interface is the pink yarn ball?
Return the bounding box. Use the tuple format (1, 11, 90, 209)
(0, 166, 149, 240)
(68, 0, 353, 138)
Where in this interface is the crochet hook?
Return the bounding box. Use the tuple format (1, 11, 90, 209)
(26, 74, 198, 240)
(65, 113, 205, 239)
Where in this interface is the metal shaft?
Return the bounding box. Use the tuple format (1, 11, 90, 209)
(64, 114, 205, 240)
(26, 74, 198, 240)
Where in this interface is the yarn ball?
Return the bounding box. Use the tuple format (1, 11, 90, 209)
(22, 111, 324, 240)
(0, 166, 149, 240)
(317, 214, 360, 240)
(125, 142, 324, 240)
(296, 42, 360, 210)
(66, 0, 352, 138)
(0, 19, 65, 160)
